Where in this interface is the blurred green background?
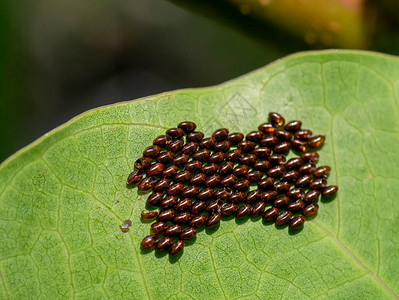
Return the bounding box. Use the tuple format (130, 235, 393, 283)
(1, 0, 398, 162)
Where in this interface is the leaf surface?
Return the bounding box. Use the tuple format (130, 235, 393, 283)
(1, 50, 399, 299)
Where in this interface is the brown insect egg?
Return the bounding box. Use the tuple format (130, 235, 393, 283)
(220, 174, 238, 187)
(227, 132, 244, 144)
(120, 220, 132, 232)
(162, 165, 179, 179)
(298, 163, 316, 175)
(180, 185, 200, 198)
(274, 196, 290, 208)
(155, 237, 174, 251)
(262, 190, 278, 202)
(275, 211, 293, 226)
(313, 166, 331, 178)
(164, 224, 183, 237)
(156, 151, 174, 164)
(240, 154, 257, 165)
(253, 147, 271, 158)
(246, 190, 262, 203)
(308, 135, 325, 149)
(214, 140, 231, 153)
(160, 195, 178, 209)
(167, 182, 185, 195)
(134, 157, 153, 170)
(141, 235, 157, 249)
(209, 152, 225, 164)
(273, 141, 291, 153)
(287, 200, 305, 212)
(238, 141, 257, 152)
(190, 215, 208, 227)
(187, 131, 205, 143)
(302, 203, 319, 217)
(289, 216, 305, 230)
(221, 203, 239, 216)
(157, 209, 176, 222)
(181, 142, 198, 155)
(322, 185, 339, 198)
(291, 139, 309, 152)
(138, 176, 157, 191)
(303, 189, 320, 203)
(175, 198, 193, 211)
(185, 160, 203, 172)
(258, 122, 276, 134)
(219, 161, 235, 175)
(260, 136, 279, 147)
(309, 178, 327, 190)
(146, 192, 164, 206)
(173, 154, 190, 166)
(229, 191, 246, 203)
(174, 170, 192, 183)
(143, 145, 162, 158)
(207, 213, 222, 228)
(212, 128, 229, 141)
(246, 171, 263, 183)
(233, 164, 250, 177)
(268, 154, 286, 165)
(166, 128, 185, 139)
(153, 134, 172, 147)
(169, 240, 185, 256)
(151, 221, 167, 235)
(178, 121, 197, 133)
(236, 204, 253, 219)
(197, 187, 215, 200)
(180, 227, 198, 240)
(267, 165, 285, 178)
(258, 177, 275, 190)
(206, 200, 223, 213)
(200, 137, 216, 150)
(190, 173, 207, 185)
(253, 160, 271, 172)
(274, 181, 291, 194)
(167, 139, 184, 153)
(281, 170, 300, 182)
(274, 130, 293, 141)
(294, 130, 313, 141)
(285, 158, 304, 170)
(269, 112, 285, 127)
(201, 163, 219, 175)
(174, 212, 192, 224)
(215, 188, 231, 200)
(295, 175, 312, 188)
(191, 201, 207, 214)
(226, 149, 243, 161)
(146, 163, 164, 176)
(251, 201, 267, 217)
(126, 170, 143, 185)
(262, 207, 280, 221)
(234, 179, 251, 191)
(300, 151, 320, 163)
(286, 187, 305, 200)
(284, 120, 302, 132)
(204, 174, 222, 187)
(246, 131, 264, 142)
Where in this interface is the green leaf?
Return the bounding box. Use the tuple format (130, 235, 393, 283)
(1, 50, 399, 299)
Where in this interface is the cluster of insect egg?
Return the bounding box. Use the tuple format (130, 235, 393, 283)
(126, 113, 338, 256)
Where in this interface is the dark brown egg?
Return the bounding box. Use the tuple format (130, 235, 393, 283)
(169, 240, 185, 256)
(146, 163, 164, 176)
(234, 179, 251, 191)
(212, 128, 229, 142)
(273, 142, 291, 153)
(187, 131, 205, 142)
(220, 174, 238, 187)
(274, 196, 290, 208)
(215, 188, 231, 200)
(269, 112, 285, 127)
(230, 191, 246, 203)
(197, 187, 215, 200)
(274, 181, 291, 193)
(286, 187, 305, 200)
(151, 221, 167, 235)
(160, 195, 178, 208)
(285, 158, 304, 170)
(164, 224, 182, 237)
(214, 140, 231, 152)
(221, 203, 238, 216)
(275, 211, 292, 226)
(174, 170, 192, 183)
(205, 174, 222, 187)
(143, 145, 162, 158)
(134, 157, 153, 170)
(281, 170, 300, 182)
(289, 216, 305, 230)
(181, 142, 198, 155)
(285, 120, 302, 132)
(155, 237, 174, 251)
(240, 154, 257, 165)
(262, 190, 278, 203)
(174, 212, 192, 224)
(219, 161, 235, 175)
(190, 173, 207, 185)
(206, 200, 223, 213)
(175, 198, 193, 211)
(180, 227, 198, 240)
(157, 209, 176, 222)
(294, 130, 312, 141)
(246, 190, 262, 203)
(180, 185, 200, 198)
(258, 122, 276, 134)
(295, 175, 312, 188)
(178, 121, 197, 133)
(233, 164, 250, 177)
(287, 200, 305, 212)
(167, 139, 184, 153)
(268, 154, 286, 165)
(260, 136, 279, 147)
(291, 139, 309, 152)
(138, 176, 157, 191)
(308, 135, 325, 149)
(153, 178, 172, 192)
(146, 192, 164, 206)
(300, 151, 320, 163)
(303, 189, 320, 203)
(153, 134, 172, 147)
(227, 132, 244, 144)
(309, 178, 327, 190)
(246, 131, 264, 142)
(167, 183, 185, 195)
(209, 152, 225, 163)
(166, 128, 185, 139)
(258, 177, 275, 190)
(267, 165, 285, 178)
(253, 160, 271, 172)
(189, 215, 208, 227)
(157, 151, 175, 164)
(246, 171, 263, 183)
(141, 235, 157, 249)
(251, 201, 266, 217)
(141, 210, 158, 220)
(298, 163, 316, 175)
(126, 170, 143, 185)
(200, 137, 216, 150)
(236, 204, 253, 219)
(226, 149, 243, 161)
(237, 141, 257, 152)
(262, 207, 280, 221)
(274, 130, 293, 141)
(313, 166, 331, 178)
(173, 154, 190, 166)
(207, 213, 222, 228)
(191, 201, 207, 214)
(302, 203, 319, 217)
(322, 185, 339, 198)
(201, 163, 219, 175)
(253, 147, 271, 158)
(185, 160, 203, 172)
